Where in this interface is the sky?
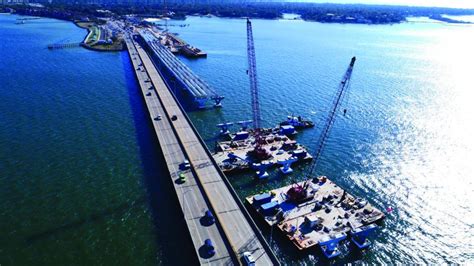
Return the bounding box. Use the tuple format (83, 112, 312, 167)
(294, 0, 474, 9)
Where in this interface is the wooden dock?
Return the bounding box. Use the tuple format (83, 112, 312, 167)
(125, 33, 279, 265)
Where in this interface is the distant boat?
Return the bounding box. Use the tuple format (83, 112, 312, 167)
(280, 115, 314, 129)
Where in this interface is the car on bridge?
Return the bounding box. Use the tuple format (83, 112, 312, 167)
(204, 210, 215, 225)
(180, 159, 190, 170)
(242, 251, 256, 265)
(204, 239, 215, 257)
(178, 173, 186, 183)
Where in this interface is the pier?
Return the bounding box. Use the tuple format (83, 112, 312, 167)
(125, 33, 279, 265)
(137, 29, 223, 109)
(47, 42, 81, 49)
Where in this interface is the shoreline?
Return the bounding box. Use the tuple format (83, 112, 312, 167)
(73, 20, 125, 52)
(7, 9, 473, 28)
(6, 13, 124, 52)
(181, 14, 473, 26)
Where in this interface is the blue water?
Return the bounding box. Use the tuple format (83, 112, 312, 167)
(0, 14, 195, 265)
(1, 13, 473, 264)
(169, 17, 474, 264)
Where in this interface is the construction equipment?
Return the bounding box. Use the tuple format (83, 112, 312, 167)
(237, 120, 253, 131)
(350, 224, 378, 249)
(307, 56, 357, 176)
(217, 122, 234, 135)
(277, 157, 298, 174)
(246, 18, 270, 161)
(319, 233, 347, 259)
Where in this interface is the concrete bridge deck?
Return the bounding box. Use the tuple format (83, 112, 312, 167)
(126, 36, 233, 265)
(138, 29, 222, 109)
(125, 34, 279, 265)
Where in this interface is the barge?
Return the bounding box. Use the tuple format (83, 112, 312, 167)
(217, 117, 312, 141)
(245, 177, 384, 258)
(213, 133, 312, 176)
(280, 115, 314, 129)
(222, 125, 298, 140)
(181, 44, 207, 58)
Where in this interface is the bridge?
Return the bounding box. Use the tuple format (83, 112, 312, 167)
(137, 29, 224, 109)
(125, 33, 279, 265)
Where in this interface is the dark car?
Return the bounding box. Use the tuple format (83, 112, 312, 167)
(171, 115, 178, 121)
(204, 210, 215, 225)
(204, 239, 215, 256)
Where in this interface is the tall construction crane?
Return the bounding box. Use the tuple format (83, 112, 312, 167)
(246, 18, 262, 130)
(162, 0, 169, 32)
(246, 18, 269, 160)
(307, 56, 357, 176)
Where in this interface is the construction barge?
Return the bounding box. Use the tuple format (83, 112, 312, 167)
(153, 30, 207, 58)
(213, 132, 312, 176)
(245, 177, 385, 258)
(280, 115, 315, 129)
(180, 44, 207, 58)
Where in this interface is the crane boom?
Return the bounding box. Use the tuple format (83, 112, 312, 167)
(246, 18, 270, 161)
(246, 18, 261, 130)
(308, 57, 356, 175)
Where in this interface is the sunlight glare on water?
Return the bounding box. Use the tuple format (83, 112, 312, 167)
(170, 17, 474, 264)
(1, 13, 474, 265)
(351, 26, 474, 263)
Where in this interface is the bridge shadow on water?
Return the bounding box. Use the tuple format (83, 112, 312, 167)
(25, 197, 148, 243)
(121, 52, 198, 265)
(25, 52, 198, 265)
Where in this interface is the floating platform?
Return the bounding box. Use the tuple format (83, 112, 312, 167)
(280, 115, 315, 129)
(156, 31, 207, 58)
(213, 133, 312, 174)
(180, 45, 207, 58)
(245, 177, 384, 255)
(222, 126, 298, 141)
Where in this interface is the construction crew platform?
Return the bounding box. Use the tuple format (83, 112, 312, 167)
(125, 33, 279, 265)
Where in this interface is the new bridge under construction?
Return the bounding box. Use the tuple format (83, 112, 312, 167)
(124, 17, 385, 264)
(138, 29, 224, 109)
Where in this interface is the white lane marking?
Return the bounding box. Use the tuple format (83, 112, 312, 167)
(129, 41, 226, 265)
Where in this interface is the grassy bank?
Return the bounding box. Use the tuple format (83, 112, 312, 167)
(75, 21, 124, 51)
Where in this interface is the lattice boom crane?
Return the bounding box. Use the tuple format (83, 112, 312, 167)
(308, 56, 357, 175)
(246, 18, 261, 130)
(246, 18, 270, 161)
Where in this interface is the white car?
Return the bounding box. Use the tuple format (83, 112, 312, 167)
(182, 159, 191, 169)
(242, 252, 256, 265)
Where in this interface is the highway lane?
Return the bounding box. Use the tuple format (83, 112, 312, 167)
(126, 37, 233, 265)
(132, 33, 276, 265)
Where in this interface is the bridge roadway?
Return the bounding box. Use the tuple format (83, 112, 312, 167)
(125, 34, 278, 265)
(126, 36, 233, 265)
